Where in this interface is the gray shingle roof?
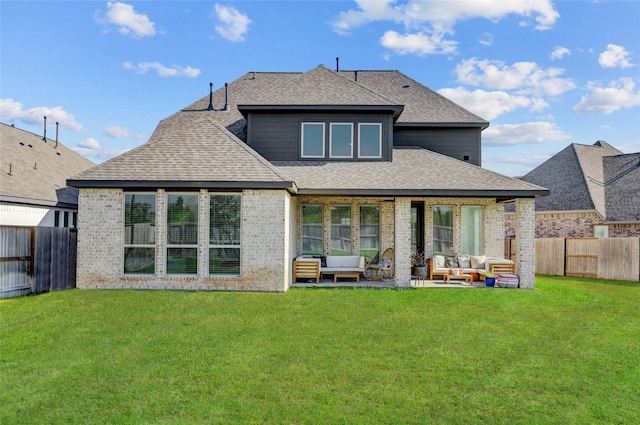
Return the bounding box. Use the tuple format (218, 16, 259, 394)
(603, 153, 640, 222)
(517, 141, 640, 222)
(273, 146, 546, 199)
(339, 70, 489, 126)
(1, 123, 95, 207)
(69, 112, 292, 188)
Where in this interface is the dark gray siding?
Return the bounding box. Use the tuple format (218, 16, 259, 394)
(393, 127, 482, 166)
(247, 112, 393, 162)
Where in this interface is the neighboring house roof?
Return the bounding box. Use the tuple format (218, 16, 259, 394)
(69, 112, 294, 190)
(273, 146, 546, 200)
(1, 123, 95, 208)
(512, 141, 640, 222)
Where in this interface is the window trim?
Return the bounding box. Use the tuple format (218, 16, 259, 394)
(358, 123, 382, 158)
(208, 193, 242, 277)
(166, 192, 199, 276)
(301, 122, 325, 158)
(123, 192, 156, 276)
(329, 122, 353, 158)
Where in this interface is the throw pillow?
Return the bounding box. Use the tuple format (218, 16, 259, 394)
(434, 255, 445, 269)
(470, 255, 486, 269)
(446, 257, 458, 268)
(458, 256, 471, 268)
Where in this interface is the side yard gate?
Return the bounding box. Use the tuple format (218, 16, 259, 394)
(0, 226, 77, 299)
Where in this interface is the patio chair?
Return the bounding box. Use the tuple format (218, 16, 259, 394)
(364, 248, 394, 281)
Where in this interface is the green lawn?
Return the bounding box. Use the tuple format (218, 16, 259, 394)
(1, 276, 639, 424)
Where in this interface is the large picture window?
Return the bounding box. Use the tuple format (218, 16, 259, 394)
(124, 193, 156, 274)
(302, 204, 323, 254)
(358, 123, 382, 158)
(330, 123, 353, 158)
(209, 194, 241, 275)
(166, 193, 198, 275)
(461, 206, 482, 256)
(433, 206, 453, 256)
(359, 205, 379, 261)
(301, 123, 325, 158)
(331, 205, 352, 255)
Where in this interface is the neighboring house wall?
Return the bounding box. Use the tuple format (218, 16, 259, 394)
(0, 204, 77, 228)
(506, 211, 605, 238)
(393, 127, 481, 166)
(246, 112, 394, 161)
(76, 188, 292, 292)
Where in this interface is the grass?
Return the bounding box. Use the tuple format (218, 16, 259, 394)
(1, 275, 639, 424)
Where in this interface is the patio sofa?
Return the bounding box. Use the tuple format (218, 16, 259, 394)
(294, 255, 365, 283)
(429, 255, 515, 281)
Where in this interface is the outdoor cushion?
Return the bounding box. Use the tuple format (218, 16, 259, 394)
(457, 256, 471, 268)
(470, 255, 486, 269)
(434, 255, 446, 269)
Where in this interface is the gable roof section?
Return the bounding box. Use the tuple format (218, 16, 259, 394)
(69, 112, 294, 190)
(519, 141, 626, 217)
(603, 153, 640, 222)
(339, 70, 489, 127)
(1, 123, 95, 207)
(273, 146, 547, 200)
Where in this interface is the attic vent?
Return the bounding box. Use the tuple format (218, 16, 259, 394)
(19, 142, 24, 146)
(56, 152, 61, 156)
(28, 144, 33, 148)
(402, 85, 410, 88)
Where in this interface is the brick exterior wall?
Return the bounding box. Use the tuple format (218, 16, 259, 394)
(76, 188, 292, 292)
(505, 211, 640, 238)
(514, 198, 535, 289)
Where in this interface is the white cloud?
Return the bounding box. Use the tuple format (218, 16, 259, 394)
(615, 140, 640, 154)
(103, 124, 144, 139)
(453, 58, 576, 96)
(122, 61, 200, 78)
(103, 2, 156, 38)
(332, 0, 558, 55)
(483, 122, 571, 146)
(380, 29, 457, 56)
(573, 77, 640, 114)
(0, 98, 84, 131)
(437, 87, 548, 120)
(73, 137, 129, 162)
(79, 137, 101, 150)
(213, 4, 251, 42)
(599, 44, 633, 68)
(478, 32, 493, 46)
(550, 46, 570, 60)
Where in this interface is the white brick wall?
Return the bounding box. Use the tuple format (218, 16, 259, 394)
(515, 198, 535, 289)
(76, 188, 291, 292)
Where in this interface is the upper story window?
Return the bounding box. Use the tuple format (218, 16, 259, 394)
(330, 123, 353, 158)
(358, 123, 382, 158)
(301, 123, 325, 158)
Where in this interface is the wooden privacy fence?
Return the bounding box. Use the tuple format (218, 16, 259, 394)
(0, 226, 77, 298)
(533, 237, 639, 281)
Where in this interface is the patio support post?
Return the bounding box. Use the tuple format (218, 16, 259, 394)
(394, 198, 412, 287)
(515, 198, 535, 289)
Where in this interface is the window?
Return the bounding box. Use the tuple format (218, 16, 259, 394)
(166, 194, 198, 275)
(72, 212, 77, 228)
(209, 194, 241, 275)
(301, 123, 325, 158)
(54, 211, 60, 227)
(63, 211, 69, 228)
(360, 205, 379, 260)
(461, 206, 482, 255)
(331, 205, 351, 255)
(594, 225, 608, 238)
(302, 204, 323, 254)
(358, 123, 382, 158)
(433, 206, 453, 256)
(330, 123, 353, 158)
(124, 193, 156, 274)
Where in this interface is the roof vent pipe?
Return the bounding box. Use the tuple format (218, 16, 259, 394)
(355, 70, 358, 82)
(207, 82, 214, 111)
(223, 83, 229, 111)
(55, 122, 59, 148)
(336, 57, 339, 72)
(43, 116, 47, 141)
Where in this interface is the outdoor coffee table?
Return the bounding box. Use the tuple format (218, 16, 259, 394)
(444, 273, 473, 284)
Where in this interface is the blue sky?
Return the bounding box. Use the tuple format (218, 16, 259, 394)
(1, 0, 639, 176)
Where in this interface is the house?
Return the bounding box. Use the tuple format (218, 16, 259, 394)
(505, 141, 640, 238)
(0, 122, 95, 227)
(68, 65, 548, 292)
